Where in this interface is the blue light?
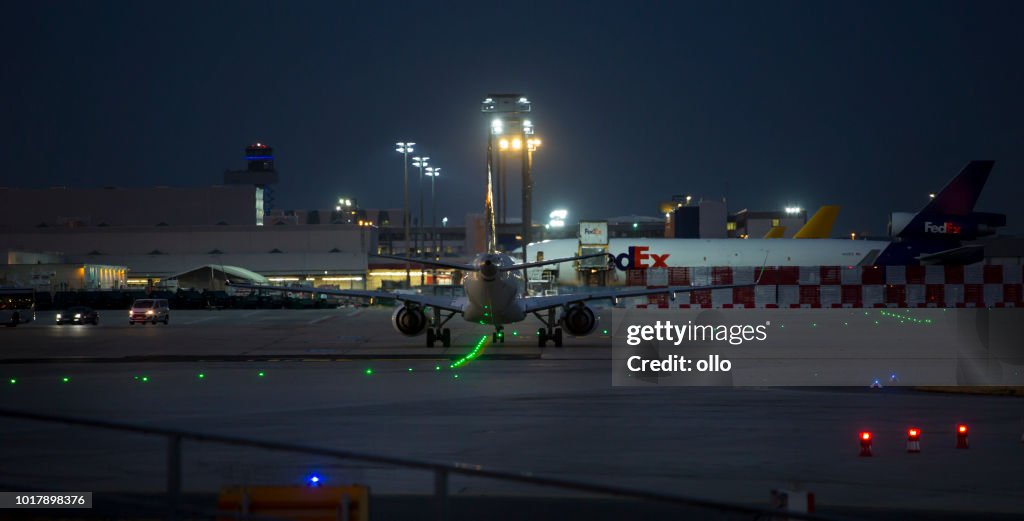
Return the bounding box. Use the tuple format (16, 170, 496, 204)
(308, 474, 321, 486)
(245, 156, 274, 160)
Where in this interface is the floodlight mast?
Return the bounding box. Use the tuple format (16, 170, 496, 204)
(481, 94, 537, 292)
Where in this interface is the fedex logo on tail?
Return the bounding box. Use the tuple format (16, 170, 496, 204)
(924, 221, 962, 235)
(612, 246, 670, 270)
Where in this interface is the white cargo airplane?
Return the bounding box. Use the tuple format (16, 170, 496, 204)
(231, 171, 756, 347)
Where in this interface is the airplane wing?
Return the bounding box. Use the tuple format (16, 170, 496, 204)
(371, 254, 476, 271)
(520, 282, 757, 313)
(229, 283, 463, 313)
(500, 252, 610, 271)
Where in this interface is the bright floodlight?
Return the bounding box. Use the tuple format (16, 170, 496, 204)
(549, 209, 568, 220)
(785, 206, 802, 214)
(499, 138, 510, 150)
(335, 205, 341, 211)
(425, 167, 440, 177)
(395, 141, 415, 153)
(511, 138, 522, 150)
(491, 118, 503, 135)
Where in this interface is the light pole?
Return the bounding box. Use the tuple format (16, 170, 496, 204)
(425, 167, 440, 260)
(395, 142, 415, 287)
(411, 156, 429, 259)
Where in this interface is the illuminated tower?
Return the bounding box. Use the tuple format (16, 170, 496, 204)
(224, 142, 280, 225)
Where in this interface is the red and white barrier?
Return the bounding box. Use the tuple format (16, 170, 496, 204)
(636, 264, 1024, 309)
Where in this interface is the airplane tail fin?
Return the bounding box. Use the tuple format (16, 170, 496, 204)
(892, 160, 1002, 240)
(793, 205, 840, 239)
(922, 160, 993, 216)
(485, 153, 497, 253)
(762, 226, 786, 239)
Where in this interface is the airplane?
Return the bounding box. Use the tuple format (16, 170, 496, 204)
(231, 166, 758, 348)
(792, 205, 840, 239)
(762, 205, 840, 239)
(523, 161, 1004, 286)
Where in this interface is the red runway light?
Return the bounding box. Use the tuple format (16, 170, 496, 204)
(906, 427, 922, 453)
(859, 431, 873, 457)
(956, 424, 969, 449)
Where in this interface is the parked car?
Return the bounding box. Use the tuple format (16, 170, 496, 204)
(56, 306, 99, 325)
(128, 298, 170, 325)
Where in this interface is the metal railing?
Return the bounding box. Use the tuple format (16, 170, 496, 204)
(0, 407, 856, 521)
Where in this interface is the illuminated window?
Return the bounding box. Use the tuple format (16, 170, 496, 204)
(726, 222, 736, 231)
(771, 218, 780, 227)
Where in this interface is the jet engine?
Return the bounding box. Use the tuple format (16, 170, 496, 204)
(560, 304, 598, 336)
(391, 305, 427, 336)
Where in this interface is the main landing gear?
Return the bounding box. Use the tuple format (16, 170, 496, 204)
(426, 307, 453, 348)
(533, 308, 563, 347)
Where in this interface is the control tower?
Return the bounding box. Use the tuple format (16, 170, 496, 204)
(224, 142, 280, 225)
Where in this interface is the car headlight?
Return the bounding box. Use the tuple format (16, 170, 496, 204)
(74, 313, 82, 319)
(146, 310, 154, 315)
(56, 314, 62, 320)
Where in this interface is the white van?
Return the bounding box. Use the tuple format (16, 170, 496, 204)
(129, 298, 170, 325)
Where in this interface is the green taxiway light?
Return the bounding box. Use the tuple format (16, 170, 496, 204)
(258, 371, 265, 377)
(198, 373, 205, 379)
(512, 330, 518, 336)
(602, 329, 609, 335)
(408, 368, 413, 372)
(142, 376, 149, 382)
(8, 378, 15, 385)
(61, 377, 70, 383)
(450, 335, 489, 369)
(435, 365, 441, 371)
(364, 368, 373, 376)
(453, 374, 460, 379)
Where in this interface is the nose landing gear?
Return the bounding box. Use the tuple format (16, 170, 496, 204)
(492, 326, 505, 343)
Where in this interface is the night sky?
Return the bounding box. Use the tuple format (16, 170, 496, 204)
(4, 1, 1023, 235)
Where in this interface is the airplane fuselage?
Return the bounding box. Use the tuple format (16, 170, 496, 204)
(461, 253, 526, 326)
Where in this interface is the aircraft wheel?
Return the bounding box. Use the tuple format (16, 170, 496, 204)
(553, 327, 563, 347)
(426, 327, 437, 347)
(537, 327, 548, 347)
(441, 328, 451, 347)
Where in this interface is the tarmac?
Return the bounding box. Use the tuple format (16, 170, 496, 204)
(1, 308, 1023, 519)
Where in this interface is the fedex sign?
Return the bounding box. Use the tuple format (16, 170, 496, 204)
(613, 246, 670, 270)
(924, 221, 962, 235)
(579, 221, 609, 246)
